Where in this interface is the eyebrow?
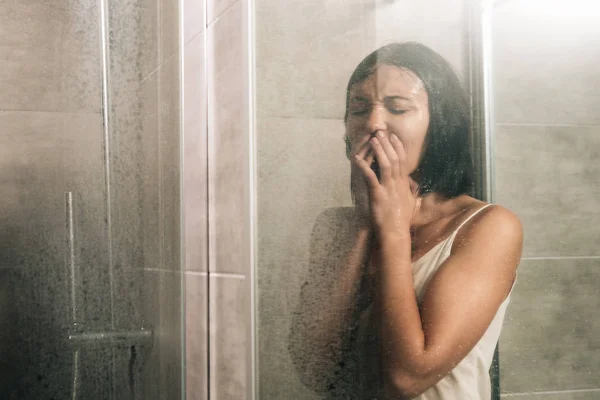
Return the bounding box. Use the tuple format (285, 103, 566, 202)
(386, 95, 413, 101)
(351, 95, 413, 102)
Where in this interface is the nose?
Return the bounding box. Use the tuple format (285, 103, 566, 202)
(366, 105, 386, 135)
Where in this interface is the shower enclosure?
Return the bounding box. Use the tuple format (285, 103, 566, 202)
(252, 0, 600, 399)
(3, 0, 599, 399)
(0, 0, 185, 398)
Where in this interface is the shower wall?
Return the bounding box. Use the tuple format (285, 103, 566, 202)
(0, 0, 184, 398)
(0, 1, 108, 397)
(107, 0, 183, 398)
(492, 2, 600, 399)
(182, 0, 208, 398)
(256, 0, 469, 398)
(204, 0, 254, 398)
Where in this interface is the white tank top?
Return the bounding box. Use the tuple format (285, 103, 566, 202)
(354, 204, 517, 399)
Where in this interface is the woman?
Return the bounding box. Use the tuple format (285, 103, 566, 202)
(289, 42, 522, 399)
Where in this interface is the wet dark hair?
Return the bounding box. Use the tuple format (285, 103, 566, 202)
(344, 42, 474, 198)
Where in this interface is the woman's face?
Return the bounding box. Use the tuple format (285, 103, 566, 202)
(346, 64, 430, 174)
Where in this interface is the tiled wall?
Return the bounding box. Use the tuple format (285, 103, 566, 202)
(0, 0, 106, 397)
(183, 0, 254, 398)
(182, 0, 209, 399)
(255, 1, 469, 398)
(181, 0, 254, 398)
(107, 0, 184, 397)
(493, 2, 600, 399)
(206, 0, 253, 398)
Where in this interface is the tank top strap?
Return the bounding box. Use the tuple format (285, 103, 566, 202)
(454, 203, 494, 234)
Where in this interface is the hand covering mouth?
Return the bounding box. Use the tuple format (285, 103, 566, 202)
(371, 158, 381, 180)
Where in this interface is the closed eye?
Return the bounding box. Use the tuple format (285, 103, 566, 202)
(350, 108, 369, 116)
(387, 107, 408, 115)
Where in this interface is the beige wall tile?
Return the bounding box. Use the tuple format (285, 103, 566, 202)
(184, 33, 208, 272)
(501, 390, 600, 400)
(495, 124, 600, 257)
(62, 0, 102, 113)
(141, 269, 183, 399)
(499, 259, 600, 393)
(0, 2, 65, 111)
(207, 0, 251, 274)
(109, 0, 160, 84)
(185, 0, 206, 43)
(161, 0, 181, 63)
(109, 82, 146, 271)
(209, 275, 249, 400)
(492, 2, 600, 124)
(140, 73, 162, 270)
(256, 0, 375, 119)
(0, 111, 64, 267)
(186, 273, 208, 400)
(0, 111, 109, 270)
(160, 55, 182, 271)
(374, 0, 468, 80)
(207, 0, 239, 26)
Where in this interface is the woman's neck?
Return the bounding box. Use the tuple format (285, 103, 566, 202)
(412, 192, 467, 228)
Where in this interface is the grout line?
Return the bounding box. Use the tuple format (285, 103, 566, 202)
(522, 256, 600, 261)
(185, 271, 209, 277)
(208, 272, 246, 280)
(497, 122, 600, 128)
(179, 0, 187, 397)
(502, 388, 600, 397)
(204, 0, 211, 395)
(0, 109, 102, 115)
(207, 0, 241, 28)
(247, 0, 258, 396)
(184, 29, 203, 47)
(143, 268, 183, 274)
(267, 115, 346, 122)
(140, 65, 161, 84)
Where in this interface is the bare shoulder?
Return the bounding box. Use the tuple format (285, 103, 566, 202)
(462, 203, 522, 239)
(453, 202, 523, 265)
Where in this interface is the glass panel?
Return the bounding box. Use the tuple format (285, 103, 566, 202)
(0, 0, 183, 398)
(255, 0, 481, 399)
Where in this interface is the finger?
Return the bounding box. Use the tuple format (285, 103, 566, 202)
(370, 136, 393, 186)
(353, 154, 379, 190)
(389, 134, 409, 177)
(353, 141, 371, 160)
(365, 148, 374, 166)
(375, 133, 401, 180)
(350, 135, 374, 158)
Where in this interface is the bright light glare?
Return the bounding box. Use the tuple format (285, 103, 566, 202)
(509, 0, 600, 17)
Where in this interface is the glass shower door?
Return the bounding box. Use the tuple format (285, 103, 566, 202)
(0, 0, 184, 399)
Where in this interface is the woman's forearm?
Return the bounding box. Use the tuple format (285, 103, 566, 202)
(377, 233, 428, 397)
